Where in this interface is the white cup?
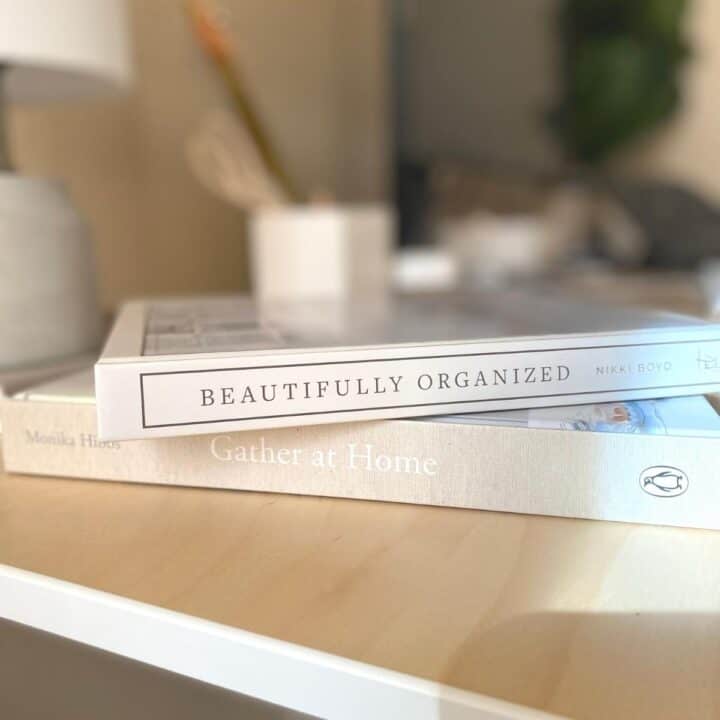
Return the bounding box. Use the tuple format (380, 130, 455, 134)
(249, 204, 393, 304)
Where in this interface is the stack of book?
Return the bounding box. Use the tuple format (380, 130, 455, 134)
(3, 290, 720, 530)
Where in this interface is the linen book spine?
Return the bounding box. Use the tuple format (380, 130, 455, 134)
(95, 333, 720, 439)
(3, 398, 720, 530)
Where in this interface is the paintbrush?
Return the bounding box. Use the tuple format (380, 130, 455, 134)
(187, 108, 287, 208)
(187, 0, 302, 203)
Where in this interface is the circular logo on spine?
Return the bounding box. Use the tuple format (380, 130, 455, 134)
(639, 466, 689, 497)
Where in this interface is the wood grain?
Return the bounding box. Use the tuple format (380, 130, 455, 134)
(1, 470, 719, 719)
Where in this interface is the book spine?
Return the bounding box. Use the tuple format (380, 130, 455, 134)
(96, 335, 720, 438)
(4, 398, 720, 531)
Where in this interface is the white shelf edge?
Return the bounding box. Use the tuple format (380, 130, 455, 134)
(0, 563, 560, 720)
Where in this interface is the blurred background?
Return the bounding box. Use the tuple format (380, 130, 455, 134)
(7, 0, 720, 315)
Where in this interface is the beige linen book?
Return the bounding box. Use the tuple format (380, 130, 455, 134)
(95, 292, 720, 440)
(4, 370, 720, 530)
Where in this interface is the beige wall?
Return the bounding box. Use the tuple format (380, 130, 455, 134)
(616, 0, 720, 202)
(9, 0, 389, 311)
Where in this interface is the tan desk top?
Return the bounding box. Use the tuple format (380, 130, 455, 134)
(2, 470, 719, 719)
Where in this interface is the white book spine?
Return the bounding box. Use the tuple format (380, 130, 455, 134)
(96, 333, 720, 439)
(3, 398, 720, 531)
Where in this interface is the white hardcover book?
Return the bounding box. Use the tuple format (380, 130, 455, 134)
(5, 370, 720, 531)
(94, 292, 720, 440)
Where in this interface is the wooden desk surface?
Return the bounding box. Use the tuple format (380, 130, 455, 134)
(2, 470, 719, 720)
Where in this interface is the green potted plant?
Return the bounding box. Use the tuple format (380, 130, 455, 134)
(550, 0, 690, 166)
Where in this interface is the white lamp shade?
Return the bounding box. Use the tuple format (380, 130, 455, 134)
(0, 0, 131, 101)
